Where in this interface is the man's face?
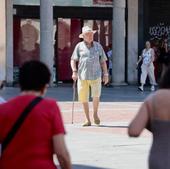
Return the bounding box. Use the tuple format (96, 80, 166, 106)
(83, 32, 94, 43)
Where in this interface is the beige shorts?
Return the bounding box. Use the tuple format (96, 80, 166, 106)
(77, 78, 101, 102)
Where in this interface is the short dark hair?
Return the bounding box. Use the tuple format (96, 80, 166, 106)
(19, 60, 51, 91)
(159, 67, 170, 89)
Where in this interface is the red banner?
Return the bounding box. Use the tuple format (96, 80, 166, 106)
(93, 0, 113, 5)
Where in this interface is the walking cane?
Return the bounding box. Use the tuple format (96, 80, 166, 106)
(71, 80, 76, 124)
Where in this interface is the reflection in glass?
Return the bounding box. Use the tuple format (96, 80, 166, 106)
(18, 19, 40, 65)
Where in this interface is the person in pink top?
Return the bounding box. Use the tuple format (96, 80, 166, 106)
(0, 61, 71, 169)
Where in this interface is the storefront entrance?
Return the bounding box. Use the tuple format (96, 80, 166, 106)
(13, 5, 112, 83)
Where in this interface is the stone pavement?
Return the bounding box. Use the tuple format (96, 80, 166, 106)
(0, 85, 154, 169)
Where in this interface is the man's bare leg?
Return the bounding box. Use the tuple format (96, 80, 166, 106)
(82, 102, 91, 126)
(93, 97, 100, 125)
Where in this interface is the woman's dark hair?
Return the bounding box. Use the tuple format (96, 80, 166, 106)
(19, 60, 51, 91)
(159, 67, 170, 89)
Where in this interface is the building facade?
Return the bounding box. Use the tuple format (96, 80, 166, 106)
(13, 0, 113, 83)
(3, 0, 169, 85)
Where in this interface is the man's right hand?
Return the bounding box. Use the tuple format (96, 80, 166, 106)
(72, 71, 78, 81)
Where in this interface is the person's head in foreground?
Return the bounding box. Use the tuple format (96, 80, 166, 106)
(19, 60, 51, 95)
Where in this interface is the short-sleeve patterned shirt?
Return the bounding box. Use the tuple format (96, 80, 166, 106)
(71, 41, 107, 80)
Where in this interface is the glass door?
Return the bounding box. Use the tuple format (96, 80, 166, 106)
(55, 18, 82, 82)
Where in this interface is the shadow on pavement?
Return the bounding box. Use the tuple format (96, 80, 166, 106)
(1, 86, 151, 102)
(72, 164, 111, 169)
(98, 125, 128, 128)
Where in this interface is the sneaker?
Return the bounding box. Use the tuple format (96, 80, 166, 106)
(138, 86, 144, 92)
(151, 85, 155, 91)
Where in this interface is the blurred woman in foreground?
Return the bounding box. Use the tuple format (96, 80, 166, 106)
(129, 67, 170, 169)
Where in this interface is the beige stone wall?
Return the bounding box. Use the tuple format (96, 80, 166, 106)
(127, 0, 138, 84)
(112, 0, 126, 85)
(0, 0, 6, 81)
(6, 0, 13, 83)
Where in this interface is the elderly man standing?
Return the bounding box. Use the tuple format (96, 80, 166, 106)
(70, 26, 109, 127)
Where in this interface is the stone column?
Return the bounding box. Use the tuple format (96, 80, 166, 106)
(40, 0, 54, 83)
(6, 0, 13, 84)
(127, 0, 138, 84)
(0, 0, 6, 82)
(112, 0, 126, 85)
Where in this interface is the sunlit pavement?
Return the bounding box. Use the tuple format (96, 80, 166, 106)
(1, 85, 154, 169)
(59, 101, 151, 169)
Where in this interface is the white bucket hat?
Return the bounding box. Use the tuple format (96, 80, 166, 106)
(79, 26, 97, 38)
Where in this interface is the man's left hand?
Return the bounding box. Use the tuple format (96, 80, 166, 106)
(102, 75, 109, 85)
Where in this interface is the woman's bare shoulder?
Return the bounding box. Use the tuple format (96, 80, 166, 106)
(143, 89, 170, 105)
(154, 89, 170, 97)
